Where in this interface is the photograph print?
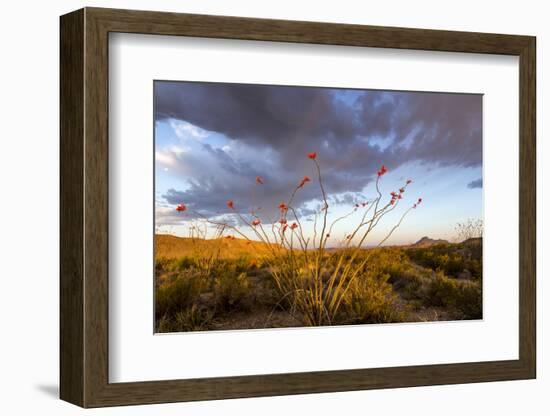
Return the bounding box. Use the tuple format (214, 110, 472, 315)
(154, 81, 483, 333)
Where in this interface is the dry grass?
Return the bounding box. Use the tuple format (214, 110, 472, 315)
(154, 236, 482, 332)
(156, 234, 272, 260)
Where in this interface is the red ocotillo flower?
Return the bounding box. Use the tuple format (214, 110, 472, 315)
(290, 222, 298, 230)
(282, 224, 288, 233)
(377, 164, 388, 177)
(227, 200, 234, 209)
(417, 198, 423, 204)
(256, 176, 264, 185)
(298, 176, 311, 188)
(399, 187, 405, 193)
(308, 152, 317, 160)
(278, 202, 288, 212)
(279, 218, 288, 225)
(406, 179, 413, 184)
(252, 219, 261, 226)
(175, 203, 187, 212)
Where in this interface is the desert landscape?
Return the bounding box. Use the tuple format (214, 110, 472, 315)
(154, 81, 483, 332)
(155, 232, 482, 332)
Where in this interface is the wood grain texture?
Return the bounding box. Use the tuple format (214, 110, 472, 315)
(518, 38, 536, 376)
(88, 7, 532, 54)
(59, 7, 537, 408)
(59, 8, 84, 406)
(83, 10, 110, 406)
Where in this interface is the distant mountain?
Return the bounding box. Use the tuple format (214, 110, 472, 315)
(461, 237, 482, 246)
(411, 236, 450, 248)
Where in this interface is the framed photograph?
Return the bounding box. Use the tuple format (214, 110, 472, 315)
(60, 7, 536, 407)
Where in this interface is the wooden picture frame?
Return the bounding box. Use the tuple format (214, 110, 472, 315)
(60, 7, 536, 408)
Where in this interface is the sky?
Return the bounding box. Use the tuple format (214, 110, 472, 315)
(154, 81, 482, 246)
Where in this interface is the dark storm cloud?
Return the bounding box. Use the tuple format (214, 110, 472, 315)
(155, 81, 357, 147)
(467, 178, 483, 189)
(385, 93, 482, 168)
(155, 81, 482, 218)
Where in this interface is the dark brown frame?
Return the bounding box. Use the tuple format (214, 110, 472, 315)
(60, 7, 536, 408)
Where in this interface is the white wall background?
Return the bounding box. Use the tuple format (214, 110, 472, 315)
(0, 0, 546, 414)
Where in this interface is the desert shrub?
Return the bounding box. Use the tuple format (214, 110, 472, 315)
(173, 306, 214, 331)
(156, 315, 172, 332)
(390, 267, 431, 299)
(155, 257, 197, 275)
(461, 241, 482, 279)
(406, 245, 446, 270)
(424, 273, 482, 319)
(160, 255, 256, 283)
(155, 274, 204, 320)
(406, 244, 481, 279)
(203, 257, 253, 281)
(465, 259, 482, 280)
(232, 256, 254, 272)
(175, 257, 196, 271)
(247, 269, 284, 308)
(245, 260, 268, 277)
(155, 257, 172, 273)
(376, 248, 408, 271)
(364, 248, 433, 299)
(213, 272, 251, 311)
(465, 240, 483, 261)
(438, 253, 464, 276)
(342, 271, 404, 324)
(156, 305, 213, 332)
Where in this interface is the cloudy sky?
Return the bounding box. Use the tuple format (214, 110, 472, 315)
(154, 81, 482, 246)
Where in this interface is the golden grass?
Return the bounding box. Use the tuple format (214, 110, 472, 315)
(155, 234, 273, 260)
(154, 240, 483, 331)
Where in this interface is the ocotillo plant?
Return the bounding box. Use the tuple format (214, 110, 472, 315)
(175, 152, 422, 326)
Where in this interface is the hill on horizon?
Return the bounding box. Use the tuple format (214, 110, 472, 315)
(410, 236, 450, 247)
(155, 234, 273, 259)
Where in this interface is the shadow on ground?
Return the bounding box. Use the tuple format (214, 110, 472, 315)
(35, 384, 58, 399)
